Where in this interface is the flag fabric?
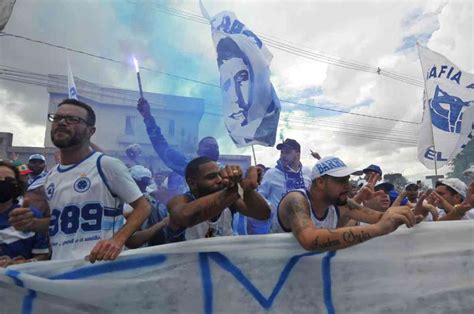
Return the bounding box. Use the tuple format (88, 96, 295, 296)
(417, 44, 474, 169)
(200, 2, 281, 147)
(1, 221, 473, 313)
(67, 54, 78, 100)
(0, 0, 16, 31)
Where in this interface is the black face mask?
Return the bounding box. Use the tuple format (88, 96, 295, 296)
(0, 178, 17, 203)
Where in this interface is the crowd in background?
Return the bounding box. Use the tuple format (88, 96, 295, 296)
(1, 97, 473, 267)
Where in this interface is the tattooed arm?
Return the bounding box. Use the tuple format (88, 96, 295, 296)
(280, 192, 416, 252)
(167, 189, 240, 230)
(341, 198, 383, 224)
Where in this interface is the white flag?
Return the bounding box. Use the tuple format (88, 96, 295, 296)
(417, 44, 474, 169)
(0, 0, 16, 31)
(200, 3, 281, 147)
(67, 54, 78, 100)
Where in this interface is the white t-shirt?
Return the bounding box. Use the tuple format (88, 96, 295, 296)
(45, 152, 142, 260)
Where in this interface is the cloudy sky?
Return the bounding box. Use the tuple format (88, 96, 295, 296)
(0, 0, 472, 182)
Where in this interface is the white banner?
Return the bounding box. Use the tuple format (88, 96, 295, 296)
(1, 221, 473, 314)
(201, 3, 281, 147)
(67, 54, 78, 100)
(417, 44, 474, 169)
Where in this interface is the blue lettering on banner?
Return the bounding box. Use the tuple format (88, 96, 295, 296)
(466, 83, 474, 89)
(215, 15, 263, 49)
(199, 251, 336, 313)
(424, 147, 448, 161)
(430, 85, 470, 133)
(427, 65, 462, 84)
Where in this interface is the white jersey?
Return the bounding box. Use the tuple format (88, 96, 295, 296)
(185, 208, 234, 240)
(273, 189, 340, 233)
(45, 152, 142, 260)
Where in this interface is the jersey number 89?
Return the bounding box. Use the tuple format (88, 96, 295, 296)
(49, 203, 103, 236)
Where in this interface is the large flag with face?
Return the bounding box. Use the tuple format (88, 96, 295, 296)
(200, 2, 281, 147)
(417, 44, 474, 169)
(67, 54, 78, 100)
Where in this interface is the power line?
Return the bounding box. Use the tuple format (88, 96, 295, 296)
(141, 1, 424, 87)
(0, 32, 422, 125)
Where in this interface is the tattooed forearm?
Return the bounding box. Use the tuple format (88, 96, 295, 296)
(312, 237, 341, 250)
(342, 229, 372, 244)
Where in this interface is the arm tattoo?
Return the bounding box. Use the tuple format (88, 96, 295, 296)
(312, 237, 341, 250)
(342, 228, 372, 244)
(287, 196, 311, 236)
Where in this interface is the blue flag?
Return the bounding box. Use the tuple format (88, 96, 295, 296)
(201, 3, 281, 147)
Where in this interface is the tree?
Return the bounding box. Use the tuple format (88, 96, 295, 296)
(447, 138, 474, 184)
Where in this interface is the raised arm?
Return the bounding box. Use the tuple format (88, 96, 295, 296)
(168, 190, 240, 230)
(229, 166, 271, 220)
(137, 98, 188, 176)
(280, 193, 416, 252)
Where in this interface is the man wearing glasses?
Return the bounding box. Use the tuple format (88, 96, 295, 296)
(276, 156, 419, 252)
(9, 99, 150, 262)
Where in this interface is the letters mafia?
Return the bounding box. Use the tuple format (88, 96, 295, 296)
(426, 65, 462, 84)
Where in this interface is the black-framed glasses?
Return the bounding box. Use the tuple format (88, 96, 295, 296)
(47, 113, 91, 125)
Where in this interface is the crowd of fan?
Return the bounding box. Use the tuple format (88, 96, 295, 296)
(1, 97, 473, 267)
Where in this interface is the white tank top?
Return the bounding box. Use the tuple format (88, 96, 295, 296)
(45, 152, 125, 260)
(273, 189, 340, 233)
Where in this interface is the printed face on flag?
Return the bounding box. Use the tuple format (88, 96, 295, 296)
(217, 38, 252, 127)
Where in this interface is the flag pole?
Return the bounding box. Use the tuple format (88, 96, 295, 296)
(251, 145, 257, 165)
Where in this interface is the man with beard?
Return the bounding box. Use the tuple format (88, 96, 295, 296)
(9, 99, 150, 262)
(167, 156, 270, 242)
(251, 139, 311, 234)
(276, 156, 418, 251)
(137, 98, 220, 176)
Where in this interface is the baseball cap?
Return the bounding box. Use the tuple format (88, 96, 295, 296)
(310, 156, 362, 180)
(129, 165, 152, 181)
(375, 182, 395, 193)
(439, 178, 467, 199)
(362, 164, 382, 176)
(405, 182, 418, 190)
(276, 139, 300, 152)
(29, 154, 46, 162)
(463, 165, 474, 180)
(12, 160, 33, 175)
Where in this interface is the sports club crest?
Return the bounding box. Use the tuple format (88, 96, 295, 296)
(74, 176, 91, 193)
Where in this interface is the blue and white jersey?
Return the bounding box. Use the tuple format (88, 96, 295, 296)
(0, 204, 49, 259)
(45, 152, 142, 260)
(274, 189, 340, 233)
(27, 171, 49, 191)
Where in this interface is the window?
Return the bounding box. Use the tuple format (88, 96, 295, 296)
(125, 116, 134, 135)
(168, 120, 175, 137)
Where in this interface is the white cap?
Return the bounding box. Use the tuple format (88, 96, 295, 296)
(310, 156, 362, 180)
(29, 154, 45, 162)
(129, 165, 152, 181)
(463, 165, 474, 180)
(439, 178, 467, 199)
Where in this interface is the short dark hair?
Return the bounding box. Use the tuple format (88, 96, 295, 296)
(198, 136, 217, 146)
(185, 156, 214, 180)
(435, 181, 458, 196)
(58, 98, 96, 126)
(0, 160, 25, 199)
